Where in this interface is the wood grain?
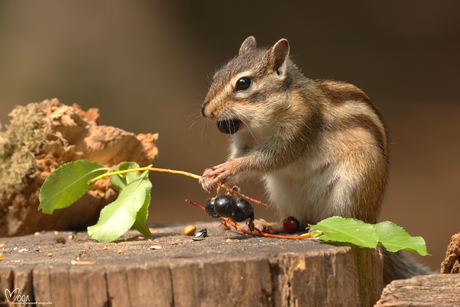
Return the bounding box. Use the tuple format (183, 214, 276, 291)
(0, 222, 384, 307)
(376, 274, 460, 306)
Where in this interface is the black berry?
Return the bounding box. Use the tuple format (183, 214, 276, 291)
(217, 119, 240, 134)
(231, 199, 254, 222)
(205, 199, 219, 218)
(213, 195, 237, 217)
(283, 216, 300, 233)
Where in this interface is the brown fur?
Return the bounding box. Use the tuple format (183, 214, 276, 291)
(200, 36, 431, 284)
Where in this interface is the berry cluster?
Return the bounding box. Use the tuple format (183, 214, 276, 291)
(205, 195, 254, 222)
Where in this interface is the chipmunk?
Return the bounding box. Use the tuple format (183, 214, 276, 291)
(199, 36, 430, 284)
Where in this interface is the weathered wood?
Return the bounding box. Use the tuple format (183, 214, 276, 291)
(0, 222, 383, 306)
(440, 232, 460, 274)
(0, 268, 13, 304)
(376, 274, 460, 306)
(353, 245, 384, 305)
(0, 99, 158, 238)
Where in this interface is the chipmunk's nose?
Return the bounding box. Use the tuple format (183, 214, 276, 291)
(201, 101, 214, 119)
(200, 104, 207, 117)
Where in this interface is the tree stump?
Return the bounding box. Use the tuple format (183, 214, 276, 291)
(0, 222, 383, 307)
(376, 274, 460, 306)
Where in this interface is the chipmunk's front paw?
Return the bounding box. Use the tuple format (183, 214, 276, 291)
(199, 173, 219, 192)
(199, 160, 235, 192)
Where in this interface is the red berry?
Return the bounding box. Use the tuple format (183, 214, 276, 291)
(283, 216, 300, 233)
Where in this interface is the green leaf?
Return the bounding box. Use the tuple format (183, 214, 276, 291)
(310, 216, 379, 248)
(375, 221, 430, 256)
(131, 187, 152, 236)
(110, 161, 141, 191)
(88, 170, 150, 242)
(110, 162, 152, 236)
(39, 160, 108, 214)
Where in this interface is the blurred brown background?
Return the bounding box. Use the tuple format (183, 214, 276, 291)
(1, 1, 458, 271)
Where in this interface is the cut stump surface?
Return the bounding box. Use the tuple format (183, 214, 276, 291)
(0, 222, 383, 307)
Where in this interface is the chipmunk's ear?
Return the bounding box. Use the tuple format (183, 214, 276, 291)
(268, 38, 290, 76)
(239, 36, 257, 55)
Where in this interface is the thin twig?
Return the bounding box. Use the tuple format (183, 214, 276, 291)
(221, 184, 268, 207)
(185, 200, 311, 240)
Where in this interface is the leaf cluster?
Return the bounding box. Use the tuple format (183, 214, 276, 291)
(39, 160, 151, 242)
(310, 216, 430, 256)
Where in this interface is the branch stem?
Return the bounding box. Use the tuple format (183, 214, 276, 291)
(88, 165, 201, 184)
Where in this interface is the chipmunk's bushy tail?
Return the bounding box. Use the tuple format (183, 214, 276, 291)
(383, 249, 433, 285)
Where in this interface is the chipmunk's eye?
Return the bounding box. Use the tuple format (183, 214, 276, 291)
(235, 77, 251, 91)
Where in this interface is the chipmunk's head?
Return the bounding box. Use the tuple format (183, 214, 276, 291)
(201, 36, 292, 135)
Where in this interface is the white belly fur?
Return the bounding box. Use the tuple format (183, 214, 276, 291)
(263, 159, 352, 227)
